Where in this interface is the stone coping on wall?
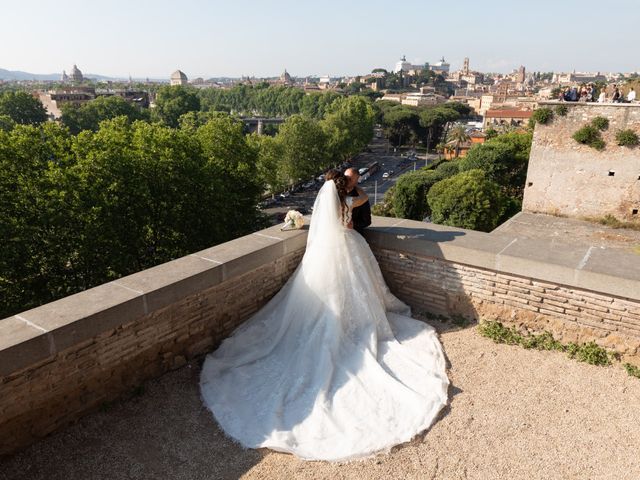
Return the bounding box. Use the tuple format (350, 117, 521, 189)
(3, 215, 640, 378)
(363, 216, 640, 303)
(539, 101, 640, 108)
(0, 223, 308, 378)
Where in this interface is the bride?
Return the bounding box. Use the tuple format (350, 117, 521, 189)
(200, 171, 449, 462)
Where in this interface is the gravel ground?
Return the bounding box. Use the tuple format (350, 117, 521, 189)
(2, 323, 640, 480)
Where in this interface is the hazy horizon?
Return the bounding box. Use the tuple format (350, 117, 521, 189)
(3, 0, 639, 79)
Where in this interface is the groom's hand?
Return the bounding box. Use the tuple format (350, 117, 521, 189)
(347, 220, 354, 229)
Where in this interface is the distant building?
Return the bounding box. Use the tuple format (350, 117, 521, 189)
(70, 64, 84, 83)
(38, 86, 96, 119)
(393, 55, 450, 75)
(483, 108, 533, 129)
(170, 70, 188, 86)
(431, 57, 450, 75)
(276, 69, 293, 86)
(401, 91, 446, 107)
(394, 55, 413, 73)
(444, 130, 486, 159)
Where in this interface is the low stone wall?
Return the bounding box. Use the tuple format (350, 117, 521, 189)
(366, 216, 640, 359)
(0, 225, 306, 456)
(2, 215, 640, 456)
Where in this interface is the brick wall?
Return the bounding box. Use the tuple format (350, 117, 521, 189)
(2, 216, 640, 456)
(0, 226, 306, 456)
(373, 247, 640, 356)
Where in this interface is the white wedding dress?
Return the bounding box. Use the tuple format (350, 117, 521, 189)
(200, 180, 449, 461)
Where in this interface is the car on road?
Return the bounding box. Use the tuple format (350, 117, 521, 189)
(279, 191, 291, 199)
(382, 172, 389, 179)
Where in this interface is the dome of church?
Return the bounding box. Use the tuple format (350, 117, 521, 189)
(70, 64, 83, 82)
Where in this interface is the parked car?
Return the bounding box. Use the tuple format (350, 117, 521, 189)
(382, 172, 390, 179)
(279, 191, 291, 199)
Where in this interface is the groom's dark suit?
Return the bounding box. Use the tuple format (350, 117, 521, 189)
(348, 188, 371, 235)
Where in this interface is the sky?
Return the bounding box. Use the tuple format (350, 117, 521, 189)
(2, 0, 639, 79)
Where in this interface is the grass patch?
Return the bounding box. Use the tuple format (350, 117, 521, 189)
(423, 311, 449, 323)
(451, 314, 471, 328)
(584, 214, 640, 231)
(572, 124, 605, 150)
(478, 320, 616, 367)
(615, 129, 639, 147)
(555, 104, 568, 116)
(624, 363, 640, 378)
(532, 107, 554, 125)
(591, 116, 610, 131)
(566, 341, 612, 366)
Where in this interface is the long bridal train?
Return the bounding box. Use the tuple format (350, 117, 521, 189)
(200, 180, 449, 461)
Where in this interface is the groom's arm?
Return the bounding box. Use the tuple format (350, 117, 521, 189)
(351, 187, 369, 208)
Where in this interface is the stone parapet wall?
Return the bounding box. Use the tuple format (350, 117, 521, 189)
(365, 217, 640, 361)
(2, 216, 640, 456)
(0, 225, 307, 456)
(523, 102, 640, 220)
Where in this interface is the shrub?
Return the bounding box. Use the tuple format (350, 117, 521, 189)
(572, 124, 605, 150)
(433, 159, 461, 178)
(427, 169, 508, 232)
(393, 170, 446, 220)
(624, 363, 640, 379)
(566, 341, 611, 366)
(555, 104, 568, 116)
(615, 129, 639, 147)
(591, 116, 609, 131)
(532, 107, 553, 125)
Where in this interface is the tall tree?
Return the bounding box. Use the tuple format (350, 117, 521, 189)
(153, 85, 200, 128)
(321, 96, 375, 162)
(61, 95, 149, 134)
(0, 91, 48, 125)
(277, 115, 328, 185)
(446, 125, 470, 158)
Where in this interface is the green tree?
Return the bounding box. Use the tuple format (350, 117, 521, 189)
(247, 133, 287, 194)
(383, 107, 421, 147)
(0, 114, 16, 132)
(0, 91, 48, 125)
(418, 106, 460, 151)
(195, 116, 265, 236)
(393, 169, 448, 220)
(153, 85, 200, 128)
(321, 96, 375, 162)
(276, 115, 328, 186)
(0, 123, 76, 315)
(427, 169, 508, 231)
(61, 95, 149, 134)
(457, 132, 532, 197)
(446, 125, 470, 158)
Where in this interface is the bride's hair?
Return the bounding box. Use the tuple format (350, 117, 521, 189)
(331, 172, 350, 223)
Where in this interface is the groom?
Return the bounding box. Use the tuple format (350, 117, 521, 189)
(344, 167, 372, 234)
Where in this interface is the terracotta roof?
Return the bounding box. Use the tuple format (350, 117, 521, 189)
(485, 109, 533, 118)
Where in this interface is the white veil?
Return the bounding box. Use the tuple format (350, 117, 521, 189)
(306, 179, 345, 252)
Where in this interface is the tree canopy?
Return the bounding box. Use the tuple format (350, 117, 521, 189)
(0, 91, 48, 125)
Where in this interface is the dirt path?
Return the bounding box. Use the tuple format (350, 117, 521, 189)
(2, 324, 639, 480)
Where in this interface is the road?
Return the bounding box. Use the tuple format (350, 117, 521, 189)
(263, 137, 439, 223)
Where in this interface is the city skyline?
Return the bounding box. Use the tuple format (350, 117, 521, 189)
(3, 0, 639, 79)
